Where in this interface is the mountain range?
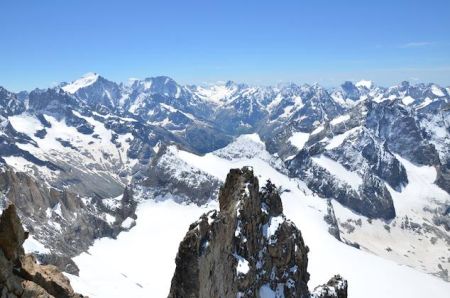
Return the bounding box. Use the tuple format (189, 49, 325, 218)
(0, 73, 449, 297)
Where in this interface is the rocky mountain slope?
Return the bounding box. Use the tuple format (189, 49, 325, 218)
(0, 204, 83, 297)
(0, 166, 137, 275)
(169, 167, 347, 298)
(157, 132, 450, 282)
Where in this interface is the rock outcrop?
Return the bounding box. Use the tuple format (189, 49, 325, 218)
(0, 167, 137, 274)
(0, 204, 83, 297)
(168, 167, 347, 298)
(311, 275, 348, 298)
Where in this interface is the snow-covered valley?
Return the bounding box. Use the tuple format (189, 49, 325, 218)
(67, 137, 450, 297)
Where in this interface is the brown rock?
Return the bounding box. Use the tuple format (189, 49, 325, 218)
(0, 204, 26, 261)
(0, 204, 84, 298)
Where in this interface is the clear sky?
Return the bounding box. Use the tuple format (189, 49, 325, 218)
(1, 0, 450, 91)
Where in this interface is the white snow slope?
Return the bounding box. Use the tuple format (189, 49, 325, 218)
(69, 134, 450, 298)
(7, 112, 136, 187)
(62, 72, 99, 94)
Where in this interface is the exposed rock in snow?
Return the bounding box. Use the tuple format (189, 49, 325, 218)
(311, 275, 348, 298)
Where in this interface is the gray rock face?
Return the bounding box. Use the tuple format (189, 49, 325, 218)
(73, 75, 122, 110)
(28, 88, 80, 113)
(0, 87, 25, 117)
(280, 93, 445, 219)
(214, 93, 268, 135)
(0, 167, 137, 273)
(365, 101, 439, 166)
(64, 110, 94, 135)
(327, 127, 408, 191)
(0, 204, 84, 298)
(324, 200, 341, 241)
(168, 167, 347, 298)
(143, 145, 221, 205)
(288, 153, 396, 220)
(336, 81, 364, 101)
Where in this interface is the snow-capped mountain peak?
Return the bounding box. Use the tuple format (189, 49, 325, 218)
(62, 72, 100, 94)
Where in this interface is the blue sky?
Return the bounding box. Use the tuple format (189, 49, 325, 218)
(1, 0, 450, 91)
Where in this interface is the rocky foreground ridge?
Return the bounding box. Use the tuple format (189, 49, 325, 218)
(169, 167, 347, 298)
(0, 204, 83, 297)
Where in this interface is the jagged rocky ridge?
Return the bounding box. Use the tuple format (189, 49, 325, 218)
(169, 167, 347, 297)
(0, 204, 83, 297)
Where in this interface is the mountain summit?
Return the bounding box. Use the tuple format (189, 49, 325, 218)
(62, 72, 100, 94)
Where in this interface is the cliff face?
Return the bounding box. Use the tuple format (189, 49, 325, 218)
(168, 167, 347, 298)
(0, 204, 83, 298)
(0, 168, 137, 275)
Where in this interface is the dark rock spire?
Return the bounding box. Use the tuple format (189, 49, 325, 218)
(168, 167, 347, 298)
